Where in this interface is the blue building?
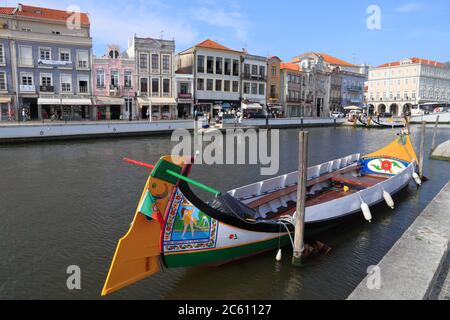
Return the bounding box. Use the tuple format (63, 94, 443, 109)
(0, 4, 92, 121)
(0, 35, 14, 121)
(340, 71, 366, 108)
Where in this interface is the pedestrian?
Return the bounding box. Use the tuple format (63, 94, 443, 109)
(207, 112, 212, 125)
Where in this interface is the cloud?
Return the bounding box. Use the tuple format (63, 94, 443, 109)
(194, 6, 249, 42)
(395, 3, 421, 13)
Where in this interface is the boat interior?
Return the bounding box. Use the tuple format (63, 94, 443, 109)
(206, 154, 391, 222)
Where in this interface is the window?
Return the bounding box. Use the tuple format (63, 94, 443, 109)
(216, 57, 223, 74)
(271, 66, 277, 76)
(60, 74, 72, 92)
(0, 72, 6, 91)
(243, 82, 250, 94)
(215, 79, 222, 91)
(224, 80, 230, 92)
(259, 83, 265, 95)
(124, 70, 132, 88)
(60, 49, 71, 62)
(19, 46, 33, 66)
(96, 69, 105, 88)
(251, 65, 258, 75)
(40, 73, 52, 86)
(244, 64, 250, 76)
(77, 50, 89, 69)
(224, 59, 231, 75)
(140, 78, 148, 94)
(39, 47, 51, 61)
(78, 75, 89, 93)
(251, 83, 258, 95)
(163, 79, 170, 95)
(197, 55, 205, 73)
(197, 78, 205, 91)
(232, 81, 239, 93)
(0, 44, 5, 64)
(152, 54, 159, 71)
(111, 70, 119, 88)
(162, 55, 170, 73)
(207, 79, 213, 91)
(232, 60, 239, 76)
(207, 57, 214, 74)
(259, 66, 265, 77)
(151, 78, 159, 96)
(21, 72, 33, 85)
(139, 53, 148, 71)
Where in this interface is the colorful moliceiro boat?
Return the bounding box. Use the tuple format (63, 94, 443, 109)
(102, 133, 420, 296)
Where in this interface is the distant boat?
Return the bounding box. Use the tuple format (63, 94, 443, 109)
(102, 133, 420, 296)
(358, 115, 407, 128)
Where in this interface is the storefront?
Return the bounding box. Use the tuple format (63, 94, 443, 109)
(0, 97, 12, 121)
(19, 97, 39, 121)
(138, 97, 177, 121)
(197, 100, 240, 117)
(60, 98, 92, 121)
(93, 97, 125, 121)
(38, 97, 62, 120)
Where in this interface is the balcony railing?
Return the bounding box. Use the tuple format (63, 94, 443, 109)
(178, 93, 192, 99)
(243, 73, 266, 81)
(79, 86, 89, 94)
(20, 85, 35, 93)
(40, 85, 54, 92)
(347, 86, 363, 92)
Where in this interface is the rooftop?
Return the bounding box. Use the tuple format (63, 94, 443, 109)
(281, 62, 301, 72)
(0, 3, 90, 26)
(292, 52, 358, 68)
(377, 58, 445, 68)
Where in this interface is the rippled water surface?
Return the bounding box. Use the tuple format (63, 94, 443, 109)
(0, 125, 449, 300)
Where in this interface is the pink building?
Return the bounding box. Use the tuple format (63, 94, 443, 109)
(92, 45, 136, 120)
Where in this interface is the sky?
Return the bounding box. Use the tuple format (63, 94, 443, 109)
(4, 0, 450, 66)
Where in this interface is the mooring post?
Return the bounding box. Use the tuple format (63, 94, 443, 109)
(292, 131, 309, 266)
(430, 116, 440, 155)
(419, 121, 426, 179)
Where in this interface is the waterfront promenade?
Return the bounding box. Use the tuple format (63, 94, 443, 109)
(0, 118, 345, 143)
(348, 181, 450, 300)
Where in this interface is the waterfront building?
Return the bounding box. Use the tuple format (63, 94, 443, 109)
(241, 51, 267, 113)
(174, 67, 194, 118)
(0, 4, 93, 121)
(292, 52, 366, 115)
(92, 45, 136, 120)
(177, 39, 242, 116)
(280, 62, 303, 117)
(0, 8, 14, 121)
(267, 56, 282, 112)
(127, 36, 176, 120)
(367, 58, 450, 116)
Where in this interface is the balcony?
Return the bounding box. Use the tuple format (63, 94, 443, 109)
(79, 86, 89, 94)
(269, 94, 279, 100)
(243, 73, 266, 81)
(40, 85, 54, 92)
(347, 86, 363, 92)
(20, 85, 35, 93)
(178, 93, 192, 99)
(109, 85, 121, 96)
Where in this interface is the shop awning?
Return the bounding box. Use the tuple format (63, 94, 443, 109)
(61, 98, 92, 106)
(151, 97, 176, 105)
(270, 105, 282, 110)
(138, 97, 151, 105)
(242, 103, 263, 110)
(38, 97, 61, 105)
(0, 96, 11, 103)
(94, 97, 125, 106)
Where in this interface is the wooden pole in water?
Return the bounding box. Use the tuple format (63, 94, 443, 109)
(419, 121, 426, 179)
(430, 116, 440, 155)
(292, 131, 309, 266)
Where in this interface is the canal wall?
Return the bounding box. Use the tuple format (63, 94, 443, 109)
(431, 140, 450, 161)
(348, 181, 450, 300)
(0, 118, 344, 143)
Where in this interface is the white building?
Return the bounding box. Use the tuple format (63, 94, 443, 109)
(127, 36, 176, 120)
(367, 58, 450, 116)
(241, 52, 267, 111)
(174, 67, 194, 118)
(177, 39, 242, 116)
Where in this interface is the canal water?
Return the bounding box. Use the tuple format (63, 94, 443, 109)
(0, 125, 449, 300)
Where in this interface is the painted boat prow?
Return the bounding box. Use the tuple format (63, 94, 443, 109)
(101, 156, 184, 296)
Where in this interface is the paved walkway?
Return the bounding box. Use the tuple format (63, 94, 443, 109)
(348, 181, 450, 300)
(431, 251, 450, 300)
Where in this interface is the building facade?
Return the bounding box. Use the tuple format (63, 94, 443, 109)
(340, 71, 365, 108)
(177, 39, 242, 116)
(367, 58, 450, 116)
(127, 36, 176, 120)
(280, 62, 303, 117)
(267, 56, 282, 112)
(174, 67, 194, 118)
(241, 52, 267, 112)
(0, 4, 93, 121)
(92, 45, 136, 120)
